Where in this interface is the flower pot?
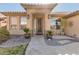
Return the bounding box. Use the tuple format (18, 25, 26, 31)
(46, 34, 52, 40)
(24, 33, 31, 39)
(23, 28, 31, 39)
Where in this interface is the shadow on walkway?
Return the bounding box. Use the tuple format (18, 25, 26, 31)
(44, 36, 79, 46)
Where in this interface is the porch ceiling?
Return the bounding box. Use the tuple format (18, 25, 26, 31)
(21, 3, 57, 13)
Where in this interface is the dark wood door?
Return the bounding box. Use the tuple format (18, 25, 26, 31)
(36, 18, 43, 35)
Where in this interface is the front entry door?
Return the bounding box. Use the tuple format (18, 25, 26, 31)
(36, 18, 43, 35)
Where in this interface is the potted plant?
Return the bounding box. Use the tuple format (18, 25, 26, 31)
(45, 30, 53, 40)
(23, 28, 31, 39)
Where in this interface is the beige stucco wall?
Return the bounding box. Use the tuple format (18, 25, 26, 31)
(27, 13, 32, 30)
(5, 12, 51, 35)
(6, 15, 27, 35)
(65, 15, 79, 38)
(44, 13, 50, 31)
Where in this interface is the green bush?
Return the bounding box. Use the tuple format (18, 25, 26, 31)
(0, 28, 10, 36)
(0, 28, 10, 43)
(23, 28, 30, 33)
(46, 30, 53, 36)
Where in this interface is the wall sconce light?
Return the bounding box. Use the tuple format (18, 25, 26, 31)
(69, 21, 73, 27)
(27, 14, 29, 19)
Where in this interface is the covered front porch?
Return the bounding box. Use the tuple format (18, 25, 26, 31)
(21, 3, 57, 35)
(1, 3, 66, 36)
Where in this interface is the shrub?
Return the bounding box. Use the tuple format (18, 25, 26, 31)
(0, 28, 10, 43)
(0, 28, 10, 36)
(46, 30, 53, 36)
(23, 28, 30, 33)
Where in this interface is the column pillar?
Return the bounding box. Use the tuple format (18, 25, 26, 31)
(44, 13, 50, 31)
(6, 16, 10, 30)
(27, 13, 32, 30)
(17, 16, 20, 30)
(27, 13, 33, 35)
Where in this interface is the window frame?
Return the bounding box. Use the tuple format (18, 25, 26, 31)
(20, 16, 27, 29)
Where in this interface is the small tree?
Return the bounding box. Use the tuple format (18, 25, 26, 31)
(61, 17, 65, 29)
(61, 17, 66, 34)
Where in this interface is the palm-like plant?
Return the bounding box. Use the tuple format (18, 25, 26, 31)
(47, 30, 53, 36)
(23, 28, 30, 34)
(23, 28, 31, 39)
(45, 30, 53, 39)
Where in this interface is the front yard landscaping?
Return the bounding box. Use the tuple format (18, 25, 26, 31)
(0, 27, 10, 43)
(0, 27, 31, 55)
(0, 27, 30, 55)
(0, 44, 28, 55)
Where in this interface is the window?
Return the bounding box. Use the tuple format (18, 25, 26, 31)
(10, 16, 17, 30)
(20, 16, 27, 29)
(50, 17, 56, 29)
(50, 17, 61, 30)
(56, 20, 61, 29)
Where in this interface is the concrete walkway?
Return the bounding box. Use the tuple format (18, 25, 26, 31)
(25, 35, 79, 55)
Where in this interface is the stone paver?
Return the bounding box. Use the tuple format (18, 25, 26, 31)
(25, 35, 79, 55)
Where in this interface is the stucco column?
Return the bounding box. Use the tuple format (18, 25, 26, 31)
(27, 13, 32, 30)
(28, 13, 33, 35)
(6, 16, 10, 30)
(17, 16, 20, 30)
(44, 13, 50, 31)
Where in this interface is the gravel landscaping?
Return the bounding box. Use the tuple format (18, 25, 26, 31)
(0, 35, 31, 55)
(0, 35, 30, 47)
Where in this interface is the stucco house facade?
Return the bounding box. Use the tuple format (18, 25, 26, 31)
(0, 3, 59, 35)
(0, 3, 79, 38)
(64, 11, 79, 38)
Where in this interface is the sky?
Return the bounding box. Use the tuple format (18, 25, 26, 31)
(0, 3, 25, 12)
(53, 3, 79, 12)
(0, 3, 79, 12)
